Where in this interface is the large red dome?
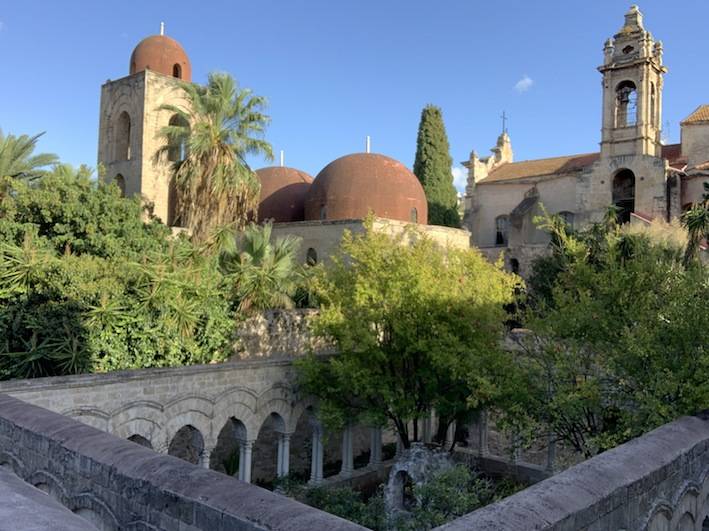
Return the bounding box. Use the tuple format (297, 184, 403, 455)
(130, 35, 192, 81)
(305, 153, 428, 224)
(256, 167, 313, 223)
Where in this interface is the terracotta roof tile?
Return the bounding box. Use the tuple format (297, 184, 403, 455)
(479, 153, 599, 183)
(681, 105, 709, 125)
(478, 144, 684, 184)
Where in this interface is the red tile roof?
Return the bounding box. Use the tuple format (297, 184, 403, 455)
(478, 144, 683, 184)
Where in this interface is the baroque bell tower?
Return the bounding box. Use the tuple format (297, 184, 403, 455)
(599, 5, 666, 159)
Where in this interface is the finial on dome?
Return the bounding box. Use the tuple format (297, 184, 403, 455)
(366, 136, 371, 154)
(280, 150, 285, 167)
(160, 22, 165, 36)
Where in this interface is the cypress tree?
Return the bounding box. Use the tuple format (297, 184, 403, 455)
(413, 105, 460, 227)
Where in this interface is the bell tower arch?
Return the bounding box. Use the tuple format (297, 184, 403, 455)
(599, 5, 666, 159)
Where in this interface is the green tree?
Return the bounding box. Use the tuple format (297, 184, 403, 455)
(0, 130, 58, 183)
(218, 221, 302, 313)
(157, 72, 273, 241)
(413, 105, 460, 227)
(0, 167, 234, 379)
(296, 218, 517, 448)
(681, 181, 709, 267)
(520, 214, 709, 456)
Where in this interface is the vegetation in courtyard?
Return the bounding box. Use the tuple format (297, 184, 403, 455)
(297, 218, 519, 448)
(157, 72, 273, 242)
(278, 465, 522, 530)
(0, 166, 303, 380)
(520, 208, 709, 457)
(413, 105, 460, 227)
(218, 222, 302, 313)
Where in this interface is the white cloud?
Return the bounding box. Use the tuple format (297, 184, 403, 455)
(452, 166, 467, 194)
(514, 75, 534, 93)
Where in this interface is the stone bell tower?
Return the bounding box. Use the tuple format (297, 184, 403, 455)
(599, 5, 666, 159)
(97, 26, 191, 225)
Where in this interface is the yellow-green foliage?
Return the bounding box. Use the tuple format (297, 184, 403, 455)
(297, 218, 518, 445)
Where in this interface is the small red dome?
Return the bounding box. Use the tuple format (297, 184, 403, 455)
(256, 167, 313, 223)
(305, 153, 428, 224)
(129, 35, 192, 81)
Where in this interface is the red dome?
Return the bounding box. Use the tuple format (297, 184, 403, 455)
(305, 153, 428, 224)
(129, 35, 192, 81)
(256, 167, 313, 223)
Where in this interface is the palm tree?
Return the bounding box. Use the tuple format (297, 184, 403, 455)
(218, 222, 302, 313)
(157, 73, 273, 241)
(681, 182, 709, 268)
(0, 130, 58, 181)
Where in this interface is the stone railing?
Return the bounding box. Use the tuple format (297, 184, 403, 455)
(0, 393, 365, 531)
(436, 411, 709, 530)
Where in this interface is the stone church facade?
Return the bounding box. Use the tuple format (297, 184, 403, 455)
(463, 6, 709, 276)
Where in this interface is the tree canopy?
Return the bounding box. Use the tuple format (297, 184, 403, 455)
(296, 218, 518, 447)
(519, 212, 709, 457)
(0, 130, 58, 182)
(158, 72, 273, 241)
(413, 105, 460, 227)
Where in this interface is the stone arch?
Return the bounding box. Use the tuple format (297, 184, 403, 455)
(288, 405, 318, 480)
(0, 450, 27, 478)
(612, 168, 635, 224)
(114, 174, 126, 196)
(69, 492, 121, 531)
(112, 415, 163, 447)
(252, 411, 288, 485)
(26, 470, 70, 504)
(167, 114, 189, 163)
(616, 80, 637, 127)
(128, 434, 153, 449)
(172, 63, 182, 79)
(211, 417, 248, 475)
(167, 424, 204, 465)
(676, 512, 695, 531)
(671, 485, 700, 531)
(163, 395, 214, 444)
(495, 214, 509, 246)
(115, 111, 131, 161)
(391, 469, 416, 511)
(213, 387, 259, 439)
(61, 408, 110, 432)
(646, 501, 673, 531)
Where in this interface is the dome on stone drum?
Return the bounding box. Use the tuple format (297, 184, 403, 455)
(304, 153, 428, 224)
(256, 167, 314, 223)
(129, 35, 192, 81)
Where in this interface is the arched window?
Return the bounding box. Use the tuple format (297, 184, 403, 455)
(167, 114, 189, 162)
(306, 248, 318, 266)
(114, 174, 126, 197)
(173, 63, 182, 79)
(650, 83, 656, 126)
(612, 169, 635, 224)
(410, 207, 418, 223)
(167, 176, 183, 227)
(495, 215, 509, 246)
(320, 205, 327, 220)
(510, 258, 520, 275)
(616, 81, 637, 127)
(558, 211, 575, 229)
(115, 111, 131, 161)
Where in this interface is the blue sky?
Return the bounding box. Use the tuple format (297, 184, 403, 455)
(2, 1, 709, 192)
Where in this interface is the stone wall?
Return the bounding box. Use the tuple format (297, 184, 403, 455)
(436, 411, 709, 530)
(0, 394, 365, 531)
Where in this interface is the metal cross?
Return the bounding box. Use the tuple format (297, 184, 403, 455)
(501, 111, 508, 134)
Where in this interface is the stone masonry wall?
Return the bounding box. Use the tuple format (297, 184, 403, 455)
(436, 412, 709, 531)
(0, 393, 365, 531)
